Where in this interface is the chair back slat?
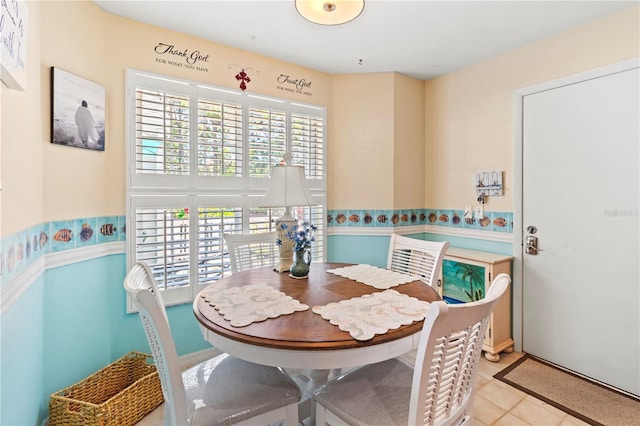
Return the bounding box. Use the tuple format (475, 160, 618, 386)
(224, 232, 278, 273)
(387, 234, 450, 289)
(123, 261, 187, 425)
(409, 273, 511, 425)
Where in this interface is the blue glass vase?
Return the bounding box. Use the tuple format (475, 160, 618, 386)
(289, 248, 311, 279)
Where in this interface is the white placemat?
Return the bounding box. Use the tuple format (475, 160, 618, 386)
(201, 283, 309, 327)
(326, 264, 418, 289)
(312, 290, 430, 341)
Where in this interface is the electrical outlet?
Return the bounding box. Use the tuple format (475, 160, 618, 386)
(474, 205, 484, 219)
(464, 206, 473, 219)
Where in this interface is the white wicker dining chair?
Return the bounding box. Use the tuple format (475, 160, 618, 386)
(387, 234, 450, 289)
(223, 231, 278, 273)
(123, 261, 301, 425)
(313, 273, 512, 426)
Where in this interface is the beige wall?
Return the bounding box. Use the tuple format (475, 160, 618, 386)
(393, 73, 425, 209)
(329, 72, 425, 210)
(424, 6, 640, 212)
(1, 0, 332, 237)
(1, 1, 43, 237)
(329, 73, 394, 209)
(2, 1, 638, 237)
(40, 1, 110, 225)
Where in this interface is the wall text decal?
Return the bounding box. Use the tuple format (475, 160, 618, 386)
(153, 42, 210, 72)
(276, 74, 312, 96)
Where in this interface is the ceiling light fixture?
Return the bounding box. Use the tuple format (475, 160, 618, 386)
(295, 0, 365, 26)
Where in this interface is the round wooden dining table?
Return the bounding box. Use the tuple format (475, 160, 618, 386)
(193, 262, 440, 374)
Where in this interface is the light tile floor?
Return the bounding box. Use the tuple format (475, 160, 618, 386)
(136, 351, 591, 426)
(468, 351, 590, 426)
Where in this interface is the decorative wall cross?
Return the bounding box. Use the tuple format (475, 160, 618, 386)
(235, 69, 251, 91)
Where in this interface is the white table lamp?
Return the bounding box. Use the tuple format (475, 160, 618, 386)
(261, 157, 313, 272)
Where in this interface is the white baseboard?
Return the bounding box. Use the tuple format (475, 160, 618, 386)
(179, 347, 223, 369)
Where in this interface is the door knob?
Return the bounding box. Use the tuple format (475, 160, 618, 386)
(525, 235, 542, 255)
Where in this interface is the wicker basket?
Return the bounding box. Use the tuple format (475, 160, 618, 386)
(49, 352, 164, 426)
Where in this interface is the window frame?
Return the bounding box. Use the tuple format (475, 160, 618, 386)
(125, 69, 327, 310)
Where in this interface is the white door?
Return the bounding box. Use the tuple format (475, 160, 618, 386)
(521, 65, 639, 396)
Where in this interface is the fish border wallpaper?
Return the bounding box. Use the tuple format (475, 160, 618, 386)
(1, 216, 125, 285)
(327, 208, 513, 233)
(0, 208, 513, 286)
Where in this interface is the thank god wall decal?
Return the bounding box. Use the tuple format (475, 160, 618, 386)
(153, 42, 210, 73)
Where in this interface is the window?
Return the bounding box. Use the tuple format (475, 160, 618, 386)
(126, 70, 326, 307)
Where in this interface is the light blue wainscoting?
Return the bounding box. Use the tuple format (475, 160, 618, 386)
(422, 233, 513, 257)
(327, 233, 513, 266)
(327, 235, 393, 266)
(42, 254, 127, 408)
(1, 252, 212, 425)
(1, 227, 513, 425)
(112, 298, 212, 360)
(1, 273, 45, 426)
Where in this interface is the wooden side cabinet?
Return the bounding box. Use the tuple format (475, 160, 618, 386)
(436, 247, 513, 362)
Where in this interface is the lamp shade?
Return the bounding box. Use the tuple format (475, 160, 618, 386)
(261, 165, 313, 207)
(295, 0, 364, 26)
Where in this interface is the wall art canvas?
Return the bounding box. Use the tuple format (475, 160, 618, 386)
(442, 259, 486, 304)
(50, 67, 105, 151)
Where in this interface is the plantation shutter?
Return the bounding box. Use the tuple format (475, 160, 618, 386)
(248, 106, 286, 177)
(135, 206, 190, 290)
(135, 89, 190, 176)
(291, 108, 325, 181)
(127, 70, 326, 309)
(197, 88, 244, 177)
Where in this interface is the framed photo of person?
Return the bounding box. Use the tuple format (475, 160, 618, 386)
(50, 67, 105, 151)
